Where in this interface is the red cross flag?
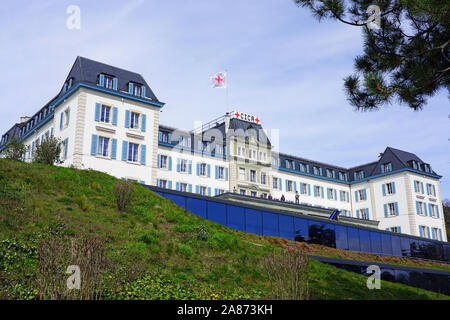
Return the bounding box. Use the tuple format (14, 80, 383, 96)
(211, 72, 227, 88)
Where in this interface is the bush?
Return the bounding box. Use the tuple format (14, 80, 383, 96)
(138, 232, 158, 245)
(177, 244, 192, 257)
(2, 138, 27, 161)
(113, 181, 134, 212)
(74, 194, 90, 211)
(33, 136, 63, 165)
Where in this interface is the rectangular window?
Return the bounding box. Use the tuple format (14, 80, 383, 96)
(217, 189, 225, 195)
(128, 143, 139, 162)
(417, 201, 424, 215)
(180, 159, 187, 172)
(388, 202, 397, 216)
(101, 105, 111, 123)
(326, 169, 332, 178)
(261, 172, 266, 185)
(328, 188, 335, 200)
(97, 136, 109, 157)
(358, 189, 367, 201)
(250, 191, 257, 197)
(199, 186, 206, 196)
(240, 189, 246, 195)
(250, 170, 256, 182)
(313, 166, 319, 175)
(133, 84, 142, 96)
(429, 204, 437, 218)
(356, 170, 364, 180)
(360, 208, 369, 220)
(420, 226, 427, 238)
(414, 180, 422, 193)
(287, 180, 293, 192)
(239, 168, 245, 181)
(104, 75, 114, 89)
(314, 186, 321, 197)
(180, 183, 187, 192)
(432, 228, 440, 240)
(390, 227, 399, 233)
(386, 182, 394, 194)
(199, 163, 207, 176)
(160, 155, 167, 168)
(301, 183, 308, 195)
(382, 162, 392, 173)
(273, 177, 278, 189)
(130, 112, 140, 129)
(158, 179, 167, 188)
(340, 191, 348, 202)
(218, 167, 224, 179)
(160, 131, 169, 143)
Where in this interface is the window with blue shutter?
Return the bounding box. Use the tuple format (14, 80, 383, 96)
(113, 78, 118, 90)
(125, 110, 130, 128)
(188, 161, 192, 174)
(128, 82, 134, 94)
(426, 227, 431, 239)
(355, 191, 359, 202)
(225, 168, 228, 181)
(207, 164, 211, 177)
(394, 202, 399, 216)
(95, 103, 101, 121)
(279, 178, 282, 191)
(416, 201, 420, 215)
(60, 112, 64, 130)
(346, 191, 349, 202)
(436, 205, 439, 218)
(99, 74, 105, 87)
(91, 135, 98, 155)
(384, 204, 388, 217)
(168, 181, 172, 190)
(392, 182, 396, 194)
(141, 86, 146, 98)
(432, 185, 436, 196)
(208, 187, 211, 196)
(188, 184, 192, 193)
(382, 184, 386, 196)
(356, 210, 360, 218)
(111, 139, 117, 159)
(64, 138, 68, 159)
(112, 107, 118, 125)
(141, 114, 146, 132)
(321, 187, 324, 198)
(168, 157, 172, 171)
(414, 180, 418, 192)
(121, 141, 128, 161)
(334, 189, 337, 201)
(176, 182, 180, 191)
(420, 182, 424, 194)
(140, 145, 146, 165)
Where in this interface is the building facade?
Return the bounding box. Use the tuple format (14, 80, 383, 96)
(0, 57, 446, 242)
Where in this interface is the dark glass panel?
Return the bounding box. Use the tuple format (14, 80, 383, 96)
(400, 237, 411, 257)
(381, 269, 395, 282)
(186, 197, 207, 219)
(262, 212, 279, 237)
(279, 215, 294, 241)
(369, 231, 382, 254)
(227, 206, 245, 232)
(381, 234, 393, 255)
(359, 229, 371, 252)
(307, 221, 336, 248)
(294, 218, 308, 242)
(391, 235, 402, 257)
(207, 201, 227, 226)
(166, 193, 186, 208)
(245, 208, 263, 235)
(335, 225, 349, 250)
(395, 270, 410, 285)
(347, 227, 360, 251)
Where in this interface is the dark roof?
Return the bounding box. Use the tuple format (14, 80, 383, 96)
(63, 56, 160, 102)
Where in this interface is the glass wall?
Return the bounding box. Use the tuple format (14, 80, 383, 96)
(154, 189, 450, 263)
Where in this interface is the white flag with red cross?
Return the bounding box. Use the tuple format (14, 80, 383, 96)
(211, 72, 227, 88)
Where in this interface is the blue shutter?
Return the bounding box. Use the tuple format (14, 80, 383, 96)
(139, 181, 145, 185)
(356, 210, 360, 218)
(50, 128, 53, 136)
(436, 205, 439, 218)
(188, 184, 192, 193)
(438, 229, 443, 241)
(382, 184, 386, 196)
(188, 137, 191, 148)
(327, 189, 330, 199)
(419, 226, 423, 237)
(308, 184, 311, 196)
(128, 82, 134, 94)
(321, 187, 324, 198)
(366, 208, 370, 219)
(196, 163, 200, 176)
(223, 145, 227, 157)
(353, 172, 357, 180)
(64, 138, 68, 159)
(420, 182, 424, 194)
(355, 191, 359, 202)
(215, 166, 218, 179)
(346, 191, 349, 202)
(306, 164, 309, 173)
(177, 159, 180, 172)
(125, 110, 130, 128)
(111, 138, 117, 159)
(363, 189, 367, 200)
(141, 114, 146, 132)
(176, 182, 180, 191)
(122, 141, 128, 161)
(424, 203, 428, 216)
(168, 133, 172, 143)
(225, 168, 228, 181)
(158, 131, 162, 141)
(334, 189, 337, 201)
(432, 185, 436, 196)
(141, 86, 146, 98)
(157, 155, 161, 168)
(426, 184, 430, 195)
(319, 168, 322, 175)
(416, 201, 420, 215)
(414, 181, 418, 192)
(195, 185, 199, 194)
(188, 161, 192, 174)
(99, 74, 105, 87)
(392, 182, 396, 194)
(63, 83, 67, 92)
(113, 77, 118, 90)
(285, 180, 288, 191)
(168, 157, 172, 171)
(207, 164, 211, 177)
(140, 145, 146, 165)
(60, 112, 63, 130)
(214, 188, 218, 196)
(279, 178, 282, 191)
(314, 185, 317, 197)
(339, 190, 342, 201)
(398, 226, 401, 234)
(90, 135, 98, 155)
(168, 181, 172, 190)
(395, 202, 399, 216)
(208, 187, 211, 196)
(384, 204, 388, 217)
(426, 227, 431, 239)
(112, 107, 118, 125)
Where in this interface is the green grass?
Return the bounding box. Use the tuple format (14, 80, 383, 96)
(0, 159, 448, 300)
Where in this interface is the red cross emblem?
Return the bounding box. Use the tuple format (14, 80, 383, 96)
(255, 117, 260, 124)
(234, 112, 240, 118)
(215, 75, 224, 84)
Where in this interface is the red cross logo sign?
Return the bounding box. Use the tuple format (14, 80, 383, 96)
(211, 72, 227, 88)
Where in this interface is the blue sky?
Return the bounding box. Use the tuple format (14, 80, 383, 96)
(0, 0, 449, 198)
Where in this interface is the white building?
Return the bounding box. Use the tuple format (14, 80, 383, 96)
(0, 57, 446, 242)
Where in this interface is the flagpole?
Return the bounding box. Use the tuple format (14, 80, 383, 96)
(225, 69, 229, 114)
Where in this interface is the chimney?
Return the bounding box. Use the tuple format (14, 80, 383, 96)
(224, 112, 231, 135)
(20, 116, 30, 123)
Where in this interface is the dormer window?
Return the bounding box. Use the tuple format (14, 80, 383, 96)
(355, 170, 364, 180)
(128, 82, 146, 98)
(99, 74, 117, 90)
(381, 162, 393, 173)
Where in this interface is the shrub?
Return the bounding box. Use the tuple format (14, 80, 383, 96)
(177, 244, 192, 257)
(113, 181, 134, 212)
(74, 194, 89, 211)
(2, 138, 27, 161)
(263, 247, 309, 300)
(33, 136, 63, 165)
(138, 232, 158, 245)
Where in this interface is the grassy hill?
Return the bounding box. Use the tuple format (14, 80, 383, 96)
(0, 159, 448, 300)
